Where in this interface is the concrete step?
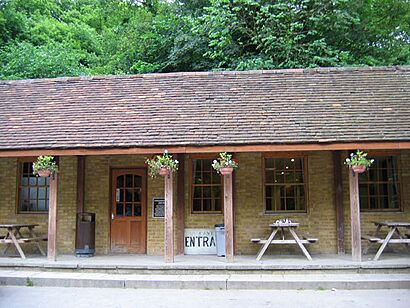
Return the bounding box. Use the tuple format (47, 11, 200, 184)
(0, 270, 409, 290)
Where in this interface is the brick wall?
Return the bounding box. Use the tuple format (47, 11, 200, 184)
(233, 151, 337, 255)
(343, 150, 410, 254)
(83, 155, 175, 255)
(56, 156, 77, 253)
(0, 156, 77, 254)
(0, 149, 409, 257)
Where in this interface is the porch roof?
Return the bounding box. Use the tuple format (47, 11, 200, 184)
(0, 66, 409, 153)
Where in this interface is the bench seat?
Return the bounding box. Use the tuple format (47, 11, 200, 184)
(0, 236, 48, 244)
(361, 235, 410, 244)
(361, 235, 382, 242)
(251, 239, 317, 245)
(302, 236, 318, 243)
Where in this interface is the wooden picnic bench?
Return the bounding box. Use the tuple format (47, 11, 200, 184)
(0, 224, 47, 259)
(251, 222, 318, 261)
(362, 221, 410, 261)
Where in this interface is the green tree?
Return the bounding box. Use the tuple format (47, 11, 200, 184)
(195, 0, 356, 69)
(0, 0, 408, 79)
(0, 42, 87, 79)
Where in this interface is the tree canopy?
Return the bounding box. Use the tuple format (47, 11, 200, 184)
(0, 0, 409, 79)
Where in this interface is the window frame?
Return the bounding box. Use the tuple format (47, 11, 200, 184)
(16, 157, 50, 215)
(359, 152, 402, 213)
(262, 153, 308, 214)
(189, 154, 224, 215)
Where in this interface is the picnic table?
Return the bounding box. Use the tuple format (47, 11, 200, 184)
(362, 221, 410, 261)
(251, 222, 317, 261)
(0, 224, 47, 259)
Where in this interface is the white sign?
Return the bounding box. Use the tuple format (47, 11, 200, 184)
(184, 228, 216, 255)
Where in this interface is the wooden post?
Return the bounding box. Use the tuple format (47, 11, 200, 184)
(164, 172, 174, 263)
(176, 154, 185, 255)
(223, 172, 234, 262)
(75, 156, 85, 255)
(48, 173, 58, 261)
(333, 151, 345, 254)
(76, 156, 85, 214)
(349, 170, 362, 262)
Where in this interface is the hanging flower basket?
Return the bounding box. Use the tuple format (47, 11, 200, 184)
(212, 152, 238, 175)
(33, 155, 58, 177)
(219, 167, 233, 175)
(344, 150, 374, 173)
(158, 167, 171, 177)
(37, 169, 52, 177)
(351, 165, 367, 173)
(145, 150, 178, 178)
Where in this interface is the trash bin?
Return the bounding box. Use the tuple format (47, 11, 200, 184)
(75, 212, 95, 257)
(215, 224, 225, 257)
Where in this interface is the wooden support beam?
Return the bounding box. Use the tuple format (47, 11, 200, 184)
(349, 170, 362, 262)
(47, 173, 58, 261)
(75, 156, 85, 255)
(223, 172, 234, 262)
(164, 172, 174, 263)
(76, 156, 85, 213)
(1, 141, 410, 157)
(333, 151, 345, 254)
(176, 154, 185, 255)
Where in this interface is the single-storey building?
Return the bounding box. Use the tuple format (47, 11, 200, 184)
(0, 66, 409, 262)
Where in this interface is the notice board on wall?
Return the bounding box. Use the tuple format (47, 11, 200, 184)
(152, 198, 165, 218)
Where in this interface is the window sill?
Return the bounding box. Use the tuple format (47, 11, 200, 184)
(17, 211, 49, 215)
(191, 212, 223, 216)
(360, 209, 402, 214)
(264, 211, 307, 216)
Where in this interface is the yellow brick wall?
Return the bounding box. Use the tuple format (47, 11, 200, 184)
(83, 155, 174, 255)
(183, 155, 225, 229)
(0, 149, 408, 257)
(0, 157, 77, 254)
(183, 150, 409, 256)
(343, 150, 410, 254)
(233, 151, 337, 255)
(56, 156, 77, 253)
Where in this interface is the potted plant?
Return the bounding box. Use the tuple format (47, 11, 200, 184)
(33, 155, 59, 177)
(212, 152, 239, 175)
(344, 150, 374, 173)
(146, 150, 179, 178)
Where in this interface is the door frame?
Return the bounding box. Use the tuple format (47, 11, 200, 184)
(108, 166, 148, 253)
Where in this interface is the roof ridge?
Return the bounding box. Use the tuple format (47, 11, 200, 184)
(1, 65, 409, 85)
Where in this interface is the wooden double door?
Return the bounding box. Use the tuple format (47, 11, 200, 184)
(110, 168, 146, 253)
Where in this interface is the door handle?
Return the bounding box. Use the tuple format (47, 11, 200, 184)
(111, 213, 114, 220)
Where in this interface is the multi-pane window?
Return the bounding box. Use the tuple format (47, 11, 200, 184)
(191, 158, 222, 213)
(18, 161, 49, 213)
(264, 156, 307, 212)
(115, 173, 143, 217)
(359, 155, 400, 211)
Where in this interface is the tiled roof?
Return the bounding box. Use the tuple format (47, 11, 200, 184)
(0, 66, 409, 150)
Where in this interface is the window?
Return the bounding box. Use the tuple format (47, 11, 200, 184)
(359, 155, 400, 211)
(18, 160, 49, 213)
(191, 157, 222, 213)
(264, 156, 307, 212)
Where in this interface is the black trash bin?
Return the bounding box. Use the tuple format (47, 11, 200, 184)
(75, 212, 95, 257)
